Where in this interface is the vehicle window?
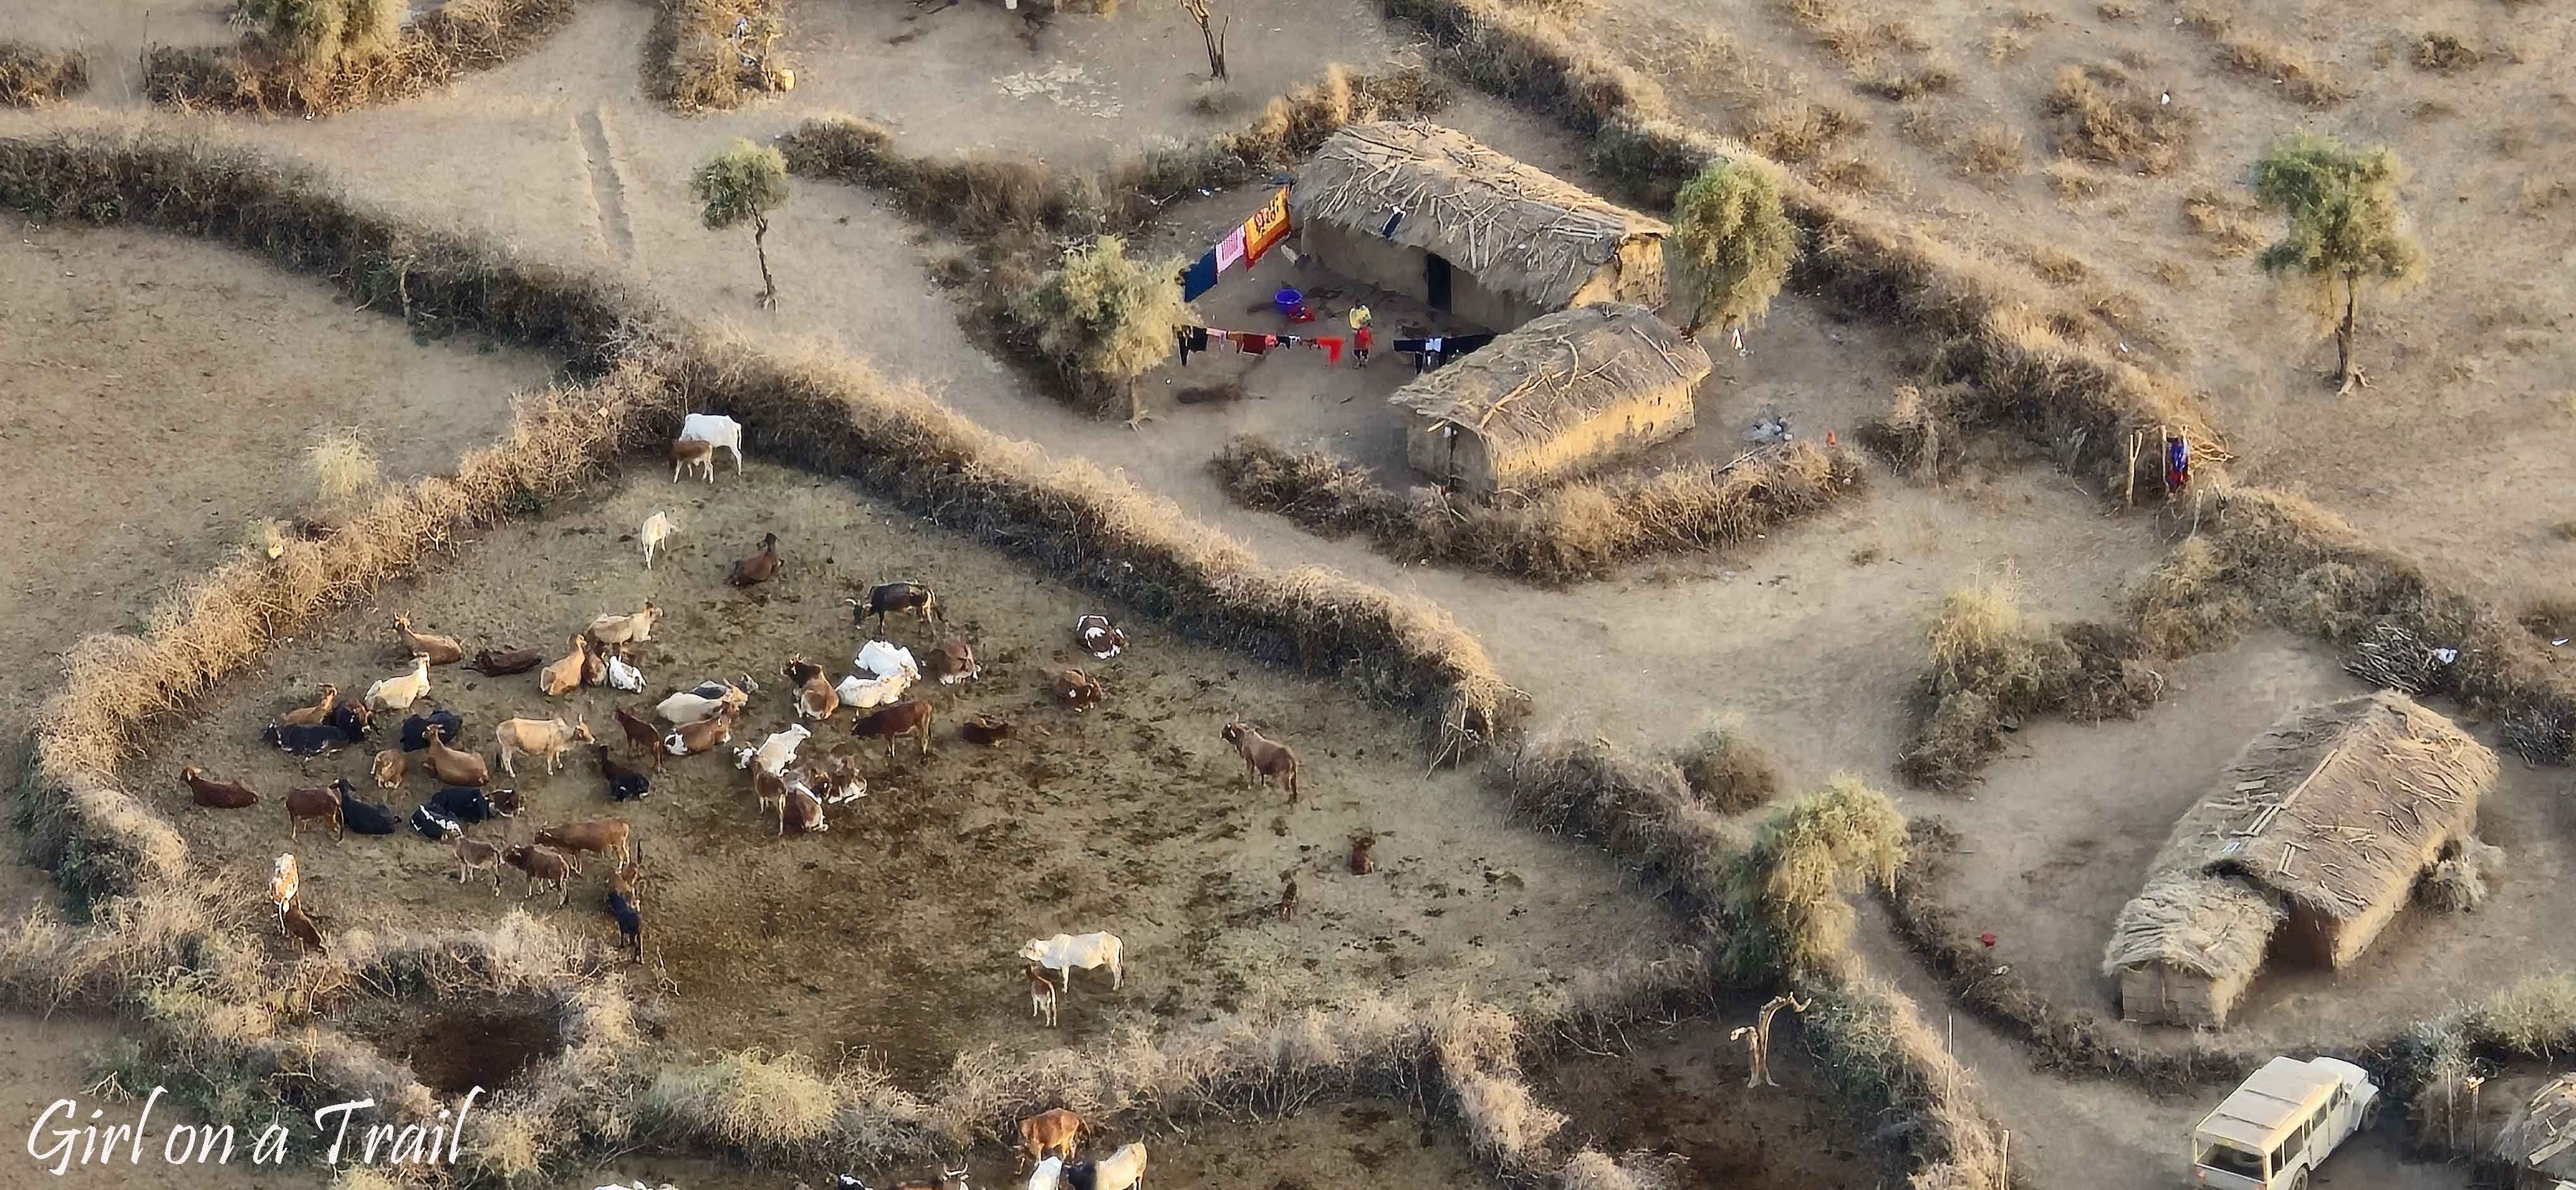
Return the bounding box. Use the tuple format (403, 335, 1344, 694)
(2200, 1142, 2265, 1177)
(2281, 1121, 2308, 1164)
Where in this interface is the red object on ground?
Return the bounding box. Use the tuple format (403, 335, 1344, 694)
(1826, 429, 1837, 447)
(1979, 932, 1996, 947)
(1287, 306, 1317, 323)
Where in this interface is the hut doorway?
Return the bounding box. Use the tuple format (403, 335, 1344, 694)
(1426, 252, 1453, 311)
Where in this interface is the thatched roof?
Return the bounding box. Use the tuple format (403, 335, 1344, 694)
(2101, 871, 2284, 978)
(2495, 1074, 2576, 1177)
(2159, 691, 2495, 921)
(1296, 122, 1671, 310)
(1388, 303, 1710, 455)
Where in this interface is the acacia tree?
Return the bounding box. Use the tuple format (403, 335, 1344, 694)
(1179, 0, 1227, 83)
(1666, 158, 1799, 340)
(1014, 234, 1195, 428)
(2252, 133, 2426, 395)
(692, 140, 791, 309)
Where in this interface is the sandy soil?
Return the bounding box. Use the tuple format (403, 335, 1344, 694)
(124, 462, 1678, 1081)
(0, 1013, 333, 1190)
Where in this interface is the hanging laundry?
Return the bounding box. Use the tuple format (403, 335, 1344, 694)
(1176, 326, 1208, 365)
(1216, 225, 1248, 273)
(1236, 334, 1274, 356)
(1243, 186, 1292, 267)
(1181, 251, 1220, 301)
(1308, 335, 1345, 364)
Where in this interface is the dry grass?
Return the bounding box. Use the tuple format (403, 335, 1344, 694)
(2413, 30, 2483, 73)
(650, 0, 790, 113)
(2044, 61, 2191, 175)
(306, 427, 381, 508)
(1864, 63, 1958, 102)
(1211, 434, 1868, 584)
(0, 42, 88, 106)
(2175, 9, 2351, 107)
(145, 0, 576, 116)
(1960, 123, 2026, 176)
(1674, 723, 1782, 813)
(1983, 27, 2029, 63)
(2522, 592, 2576, 641)
(2029, 244, 2087, 285)
(1740, 101, 1866, 164)
(1901, 569, 2163, 788)
(641, 1049, 854, 1159)
(2044, 158, 2104, 200)
(2094, 0, 2133, 16)
(1808, 152, 1892, 195)
(2181, 184, 2263, 256)
(2519, 174, 2570, 215)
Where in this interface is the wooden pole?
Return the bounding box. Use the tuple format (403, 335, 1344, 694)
(2125, 429, 2141, 508)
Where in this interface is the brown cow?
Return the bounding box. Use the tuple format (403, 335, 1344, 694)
(850, 699, 934, 759)
(371, 748, 407, 790)
(1349, 832, 1377, 875)
(662, 704, 741, 757)
(181, 766, 259, 809)
(535, 818, 632, 866)
(453, 835, 504, 895)
(284, 784, 343, 841)
(423, 723, 490, 787)
(612, 705, 664, 769)
(504, 844, 575, 907)
(474, 646, 544, 676)
(1056, 668, 1105, 711)
(926, 637, 981, 685)
(281, 902, 327, 953)
(1018, 1109, 1082, 1169)
(784, 656, 839, 721)
(276, 683, 338, 728)
(1222, 722, 1300, 803)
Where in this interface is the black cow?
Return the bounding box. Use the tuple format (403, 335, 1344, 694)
(410, 806, 463, 841)
(848, 581, 936, 633)
(325, 702, 372, 742)
(429, 785, 500, 824)
(400, 710, 467, 752)
(261, 723, 346, 757)
(335, 779, 401, 836)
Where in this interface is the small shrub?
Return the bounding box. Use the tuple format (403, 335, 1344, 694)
(2207, 30, 2351, 107)
(307, 428, 380, 508)
(1960, 123, 2026, 175)
(652, 0, 789, 112)
(2519, 175, 2570, 215)
(1741, 102, 1864, 163)
(2094, 0, 2133, 16)
(640, 1049, 842, 1160)
(1902, 571, 2162, 788)
(1013, 234, 1194, 423)
(2412, 31, 2481, 73)
(0, 42, 90, 105)
(1714, 776, 1907, 979)
(1864, 64, 1957, 100)
(2029, 244, 2087, 284)
(2044, 61, 2191, 174)
(1675, 724, 1782, 813)
(2044, 158, 2104, 199)
(1666, 158, 1799, 335)
(2181, 185, 2262, 256)
(2522, 592, 2576, 640)
(1809, 152, 1892, 195)
(2418, 836, 2505, 911)
(1984, 27, 2029, 62)
(2468, 971, 2576, 1057)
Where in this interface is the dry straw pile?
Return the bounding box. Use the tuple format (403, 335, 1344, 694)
(649, 0, 791, 113)
(0, 42, 88, 106)
(145, 0, 577, 116)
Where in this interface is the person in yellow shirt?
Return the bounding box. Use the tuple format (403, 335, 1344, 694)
(1347, 303, 1373, 368)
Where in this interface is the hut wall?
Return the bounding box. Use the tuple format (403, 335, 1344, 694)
(1402, 413, 1494, 492)
(1565, 239, 1669, 311)
(1299, 222, 1530, 332)
(1480, 384, 1698, 493)
(2119, 963, 2251, 1029)
(2286, 817, 2468, 970)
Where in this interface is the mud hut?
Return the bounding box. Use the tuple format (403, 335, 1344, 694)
(2104, 691, 2498, 1028)
(2495, 1074, 2576, 1181)
(1388, 302, 1709, 496)
(1294, 122, 1669, 332)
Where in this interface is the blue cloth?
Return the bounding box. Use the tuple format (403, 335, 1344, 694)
(1181, 251, 1220, 301)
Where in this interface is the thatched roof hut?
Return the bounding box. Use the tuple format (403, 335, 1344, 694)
(1294, 122, 1669, 332)
(2105, 691, 2498, 1028)
(2495, 1074, 2576, 1179)
(1388, 302, 1709, 496)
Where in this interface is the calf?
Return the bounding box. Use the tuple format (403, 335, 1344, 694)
(1075, 614, 1126, 659)
(850, 700, 934, 759)
(325, 700, 373, 742)
(391, 616, 465, 666)
(1018, 932, 1123, 994)
(400, 709, 467, 752)
(735, 724, 811, 775)
(640, 510, 677, 566)
(181, 766, 259, 809)
(1221, 722, 1300, 803)
(269, 853, 299, 921)
(785, 656, 839, 721)
(962, 714, 1014, 747)
(1349, 832, 1376, 875)
(263, 721, 349, 757)
(1074, 1143, 1148, 1190)
(486, 787, 524, 818)
(818, 755, 868, 805)
(926, 637, 981, 685)
(276, 684, 338, 728)
(1027, 965, 1058, 1028)
(535, 817, 632, 866)
(597, 744, 652, 801)
(497, 714, 595, 778)
(371, 748, 406, 790)
(587, 603, 662, 646)
(284, 784, 343, 841)
(337, 779, 401, 836)
(855, 640, 919, 681)
(422, 723, 489, 786)
(782, 774, 826, 835)
(848, 581, 935, 633)
(453, 835, 503, 895)
(1017, 1109, 1083, 1168)
(662, 704, 741, 757)
(612, 705, 665, 768)
(504, 844, 575, 907)
(604, 844, 644, 963)
(671, 436, 717, 483)
(835, 670, 914, 711)
(281, 903, 327, 954)
(657, 678, 753, 724)
(678, 411, 745, 472)
(539, 635, 588, 698)
(429, 784, 501, 824)
(1055, 669, 1105, 712)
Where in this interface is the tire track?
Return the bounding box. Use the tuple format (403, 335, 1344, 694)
(576, 105, 636, 262)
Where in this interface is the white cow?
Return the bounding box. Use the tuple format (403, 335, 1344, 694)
(1086, 1143, 1148, 1190)
(1019, 931, 1123, 994)
(1026, 1158, 1062, 1190)
(640, 510, 676, 567)
(835, 669, 914, 711)
(678, 412, 744, 473)
(734, 724, 810, 774)
(605, 654, 645, 693)
(658, 679, 751, 725)
(854, 639, 920, 681)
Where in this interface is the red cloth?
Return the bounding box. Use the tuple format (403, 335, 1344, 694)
(1309, 335, 1343, 364)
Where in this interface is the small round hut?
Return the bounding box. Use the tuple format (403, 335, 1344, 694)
(2495, 1074, 2576, 1181)
(1387, 302, 1711, 497)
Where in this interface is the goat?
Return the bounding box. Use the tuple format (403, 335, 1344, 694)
(366, 655, 432, 712)
(835, 669, 914, 712)
(604, 844, 644, 963)
(535, 817, 633, 865)
(1017, 1109, 1083, 1168)
(612, 705, 665, 767)
(640, 510, 677, 565)
(734, 724, 810, 775)
(453, 835, 503, 894)
(587, 603, 662, 646)
(262, 721, 348, 757)
(678, 412, 745, 472)
(850, 1167, 971, 1190)
(1222, 722, 1299, 803)
(850, 700, 934, 759)
(400, 709, 466, 752)
(390, 616, 464, 665)
(371, 748, 407, 790)
(1074, 614, 1126, 659)
(848, 581, 936, 633)
(729, 532, 781, 587)
(818, 755, 868, 804)
(1055, 669, 1105, 711)
(498, 714, 596, 778)
(785, 656, 840, 721)
(597, 744, 651, 800)
(337, 779, 401, 836)
(962, 714, 1014, 747)
(1018, 932, 1122, 993)
(925, 637, 981, 685)
(472, 646, 543, 676)
(657, 678, 751, 725)
(504, 844, 575, 907)
(671, 436, 717, 483)
(662, 704, 741, 756)
(281, 902, 327, 953)
(181, 766, 259, 809)
(429, 784, 503, 824)
(284, 784, 343, 841)
(539, 635, 589, 698)
(269, 853, 299, 921)
(1027, 965, 1058, 1028)
(276, 683, 338, 728)
(422, 723, 490, 787)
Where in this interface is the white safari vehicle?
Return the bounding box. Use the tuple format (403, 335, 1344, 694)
(2191, 1055, 2380, 1189)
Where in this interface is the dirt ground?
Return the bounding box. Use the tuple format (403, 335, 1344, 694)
(124, 462, 1676, 1080)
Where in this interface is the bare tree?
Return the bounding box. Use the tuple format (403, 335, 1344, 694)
(1179, 0, 1227, 83)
